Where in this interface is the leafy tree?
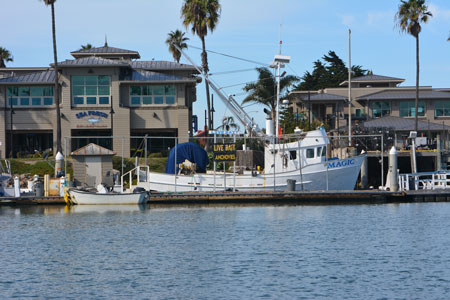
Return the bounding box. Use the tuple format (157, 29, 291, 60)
(41, 0, 62, 154)
(81, 43, 93, 50)
(181, 0, 221, 135)
(295, 51, 367, 91)
(165, 30, 189, 63)
(243, 67, 299, 133)
(395, 0, 432, 132)
(0, 47, 13, 68)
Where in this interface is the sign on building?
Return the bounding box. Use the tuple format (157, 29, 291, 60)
(213, 143, 236, 162)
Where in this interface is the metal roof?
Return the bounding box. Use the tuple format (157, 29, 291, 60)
(363, 116, 450, 131)
(340, 74, 405, 86)
(0, 70, 55, 84)
(130, 61, 198, 72)
(57, 56, 130, 67)
(125, 70, 195, 82)
(361, 90, 450, 100)
(71, 143, 115, 156)
(71, 46, 140, 58)
(297, 93, 347, 102)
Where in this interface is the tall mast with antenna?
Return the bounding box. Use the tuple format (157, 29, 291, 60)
(348, 29, 352, 147)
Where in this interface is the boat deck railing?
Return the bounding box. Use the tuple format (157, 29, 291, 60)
(121, 166, 149, 192)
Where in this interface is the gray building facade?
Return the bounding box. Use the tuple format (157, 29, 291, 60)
(0, 44, 200, 158)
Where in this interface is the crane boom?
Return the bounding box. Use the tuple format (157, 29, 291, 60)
(174, 45, 264, 137)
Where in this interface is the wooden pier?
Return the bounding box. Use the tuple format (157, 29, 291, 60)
(2, 190, 450, 206)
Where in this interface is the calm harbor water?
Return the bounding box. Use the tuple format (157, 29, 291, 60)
(1, 203, 450, 299)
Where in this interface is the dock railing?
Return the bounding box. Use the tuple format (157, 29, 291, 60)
(399, 171, 450, 191)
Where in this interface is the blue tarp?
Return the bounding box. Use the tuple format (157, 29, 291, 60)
(165, 142, 209, 174)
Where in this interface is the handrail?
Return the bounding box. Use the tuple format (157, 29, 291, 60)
(121, 166, 149, 192)
(399, 171, 450, 191)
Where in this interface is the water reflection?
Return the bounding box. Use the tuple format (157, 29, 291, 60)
(64, 204, 149, 214)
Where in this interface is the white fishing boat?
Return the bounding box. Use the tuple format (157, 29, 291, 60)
(131, 127, 365, 192)
(66, 188, 148, 205)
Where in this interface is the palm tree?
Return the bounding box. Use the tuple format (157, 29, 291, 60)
(243, 67, 299, 132)
(217, 116, 240, 132)
(81, 43, 93, 50)
(395, 0, 432, 132)
(41, 0, 62, 154)
(165, 30, 189, 63)
(181, 0, 221, 134)
(0, 47, 13, 68)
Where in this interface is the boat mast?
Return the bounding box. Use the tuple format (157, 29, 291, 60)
(348, 29, 352, 146)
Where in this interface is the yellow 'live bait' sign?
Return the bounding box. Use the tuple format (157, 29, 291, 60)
(213, 143, 236, 162)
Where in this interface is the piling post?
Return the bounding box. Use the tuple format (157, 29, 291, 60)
(360, 150, 369, 189)
(389, 147, 399, 192)
(437, 133, 442, 171)
(55, 152, 64, 177)
(14, 176, 20, 198)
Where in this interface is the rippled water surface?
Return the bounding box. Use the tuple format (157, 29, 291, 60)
(2, 203, 450, 299)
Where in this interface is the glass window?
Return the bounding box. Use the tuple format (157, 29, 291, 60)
(19, 87, 30, 96)
(32, 98, 41, 106)
(30, 87, 43, 97)
(131, 97, 141, 105)
(289, 150, 297, 160)
(86, 97, 97, 105)
(98, 75, 110, 85)
(154, 96, 164, 104)
(316, 147, 322, 157)
(435, 101, 450, 117)
(129, 85, 176, 106)
(7, 87, 18, 96)
(153, 86, 164, 95)
(306, 148, 315, 158)
(8, 98, 18, 106)
(165, 85, 176, 95)
(44, 98, 53, 105)
(42, 86, 53, 96)
(72, 75, 110, 105)
(166, 96, 175, 105)
(143, 97, 152, 105)
(74, 97, 84, 105)
(372, 101, 390, 118)
(400, 101, 425, 117)
(130, 86, 142, 96)
(20, 98, 30, 106)
(73, 86, 84, 96)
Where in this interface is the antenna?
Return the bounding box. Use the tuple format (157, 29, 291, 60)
(104, 34, 108, 47)
(279, 24, 282, 55)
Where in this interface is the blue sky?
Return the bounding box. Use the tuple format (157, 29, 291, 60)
(2, 0, 450, 131)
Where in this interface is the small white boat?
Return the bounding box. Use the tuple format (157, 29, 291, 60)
(66, 189, 148, 205)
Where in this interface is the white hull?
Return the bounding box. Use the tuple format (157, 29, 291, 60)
(137, 155, 365, 192)
(68, 189, 148, 205)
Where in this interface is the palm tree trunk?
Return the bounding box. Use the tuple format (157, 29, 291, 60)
(414, 35, 419, 132)
(201, 37, 212, 150)
(51, 3, 62, 154)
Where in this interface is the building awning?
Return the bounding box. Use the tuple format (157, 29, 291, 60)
(362, 116, 450, 131)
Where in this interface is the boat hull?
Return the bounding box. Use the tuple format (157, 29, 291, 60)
(137, 155, 365, 192)
(68, 189, 148, 205)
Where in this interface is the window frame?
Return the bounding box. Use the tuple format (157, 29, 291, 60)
(129, 84, 177, 107)
(399, 101, 425, 117)
(7, 86, 54, 107)
(71, 75, 111, 107)
(435, 100, 450, 117)
(372, 101, 391, 118)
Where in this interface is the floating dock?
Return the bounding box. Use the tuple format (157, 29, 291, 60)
(2, 190, 450, 206)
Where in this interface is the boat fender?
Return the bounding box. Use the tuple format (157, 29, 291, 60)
(64, 190, 72, 205)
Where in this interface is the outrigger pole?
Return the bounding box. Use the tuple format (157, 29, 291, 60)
(173, 44, 264, 137)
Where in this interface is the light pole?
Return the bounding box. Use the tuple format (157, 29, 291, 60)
(9, 96, 15, 158)
(271, 54, 290, 140)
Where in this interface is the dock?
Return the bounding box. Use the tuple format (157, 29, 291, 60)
(2, 190, 450, 206)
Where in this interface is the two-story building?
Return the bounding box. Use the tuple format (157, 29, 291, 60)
(0, 43, 200, 158)
(289, 74, 450, 144)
